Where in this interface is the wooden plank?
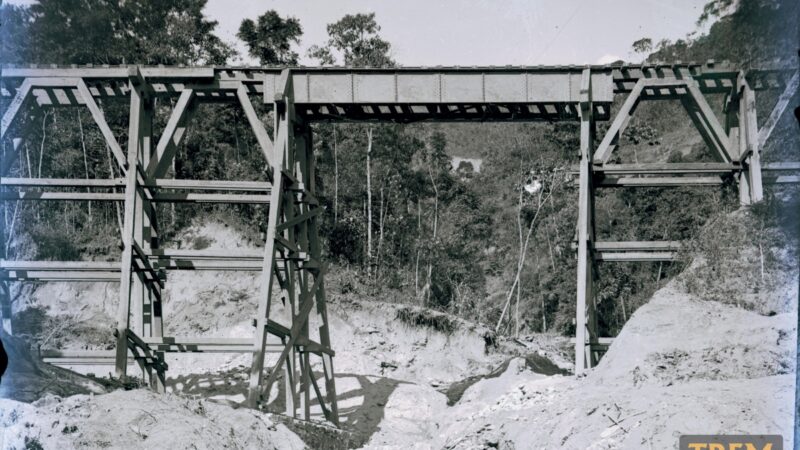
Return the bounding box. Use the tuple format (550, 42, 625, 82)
(570, 337, 614, 345)
(2, 271, 120, 282)
(150, 179, 271, 191)
(592, 78, 644, 164)
(276, 208, 321, 232)
(150, 193, 270, 204)
(0, 261, 120, 270)
(0, 191, 124, 201)
(76, 79, 127, 172)
(247, 133, 285, 407)
(261, 274, 324, 396)
(575, 68, 594, 375)
(762, 162, 800, 170)
(303, 124, 340, 425)
(147, 89, 194, 177)
(757, 70, 799, 149)
(150, 249, 263, 260)
(114, 84, 144, 379)
(1, 177, 125, 187)
(593, 241, 681, 251)
(594, 163, 737, 175)
(1, 78, 32, 140)
(237, 83, 275, 167)
(596, 176, 724, 187)
(764, 175, 800, 184)
(685, 81, 733, 162)
(153, 259, 263, 271)
(742, 82, 763, 202)
(596, 251, 677, 262)
(139, 337, 283, 353)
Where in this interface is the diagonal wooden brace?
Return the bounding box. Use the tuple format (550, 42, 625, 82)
(260, 273, 323, 399)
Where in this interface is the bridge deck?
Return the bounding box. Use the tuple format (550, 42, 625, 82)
(1, 62, 789, 122)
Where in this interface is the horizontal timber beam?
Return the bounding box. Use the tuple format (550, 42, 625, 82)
(764, 175, 800, 184)
(762, 162, 800, 171)
(594, 241, 682, 251)
(0, 191, 270, 203)
(595, 176, 725, 187)
(140, 337, 284, 353)
(594, 163, 739, 175)
(266, 319, 334, 356)
(596, 251, 678, 262)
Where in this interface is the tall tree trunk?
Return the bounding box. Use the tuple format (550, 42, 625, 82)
(496, 177, 555, 333)
(366, 127, 373, 278)
(415, 199, 421, 301)
(24, 142, 32, 177)
(377, 186, 386, 280)
(77, 111, 92, 222)
(424, 163, 439, 305)
(334, 124, 339, 223)
(106, 143, 123, 235)
(36, 112, 51, 221)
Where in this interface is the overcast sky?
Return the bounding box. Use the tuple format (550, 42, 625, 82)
(204, 0, 713, 66)
(8, 0, 714, 66)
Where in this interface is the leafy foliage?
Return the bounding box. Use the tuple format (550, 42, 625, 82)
(307, 13, 394, 67)
(237, 10, 302, 65)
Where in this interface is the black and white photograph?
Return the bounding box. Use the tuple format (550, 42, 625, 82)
(0, 0, 798, 448)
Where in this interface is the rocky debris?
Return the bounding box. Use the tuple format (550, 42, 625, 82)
(0, 390, 305, 450)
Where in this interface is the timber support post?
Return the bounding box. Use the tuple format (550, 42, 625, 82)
(575, 68, 599, 375)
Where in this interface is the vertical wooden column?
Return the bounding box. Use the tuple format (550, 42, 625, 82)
(247, 71, 288, 408)
(115, 81, 145, 379)
(0, 88, 29, 335)
(281, 90, 299, 418)
(0, 137, 10, 334)
(0, 158, 9, 334)
(724, 79, 747, 204)
(742, 80, 763, 204)
(305, 129, 340, 425)
(294, 120, 313, 421)
(575, 68, 598, 375)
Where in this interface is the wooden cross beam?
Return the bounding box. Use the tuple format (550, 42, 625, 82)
(146, 89, 195, 178)
(757, 70, 799, 150)
(260, 273, 324, 398)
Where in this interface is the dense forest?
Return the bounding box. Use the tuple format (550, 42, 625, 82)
(0, 0, 797, 340)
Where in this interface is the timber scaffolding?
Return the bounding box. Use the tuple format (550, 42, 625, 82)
(0, 62, 797, 424)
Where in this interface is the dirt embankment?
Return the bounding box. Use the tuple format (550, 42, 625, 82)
(0, 390, 305, 449)
(360, 276, 796, 449)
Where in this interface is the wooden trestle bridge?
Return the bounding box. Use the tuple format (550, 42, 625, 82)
(0, 62, 797, 425)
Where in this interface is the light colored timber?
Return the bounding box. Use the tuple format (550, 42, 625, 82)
(757, 70, 799, 149)
(149, 193, 271, 204)
(593, 241, 681, 251)
(1, 177, 125, 187)
(596, 176, 725, 187)
(139, 337, 283, 353)
(150, 179, 271, 191)
(0, 192, 124, 201)
(147, 88, 195, 177)
(596, 251, 678, 262)
(570, 337, 614, 345)
(594, 163, 738, 175)
(763, 162, 800, 170)
(0, 191, 270, 203)
(764, 175, 800, 184)
(2, 270, 120, 282)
